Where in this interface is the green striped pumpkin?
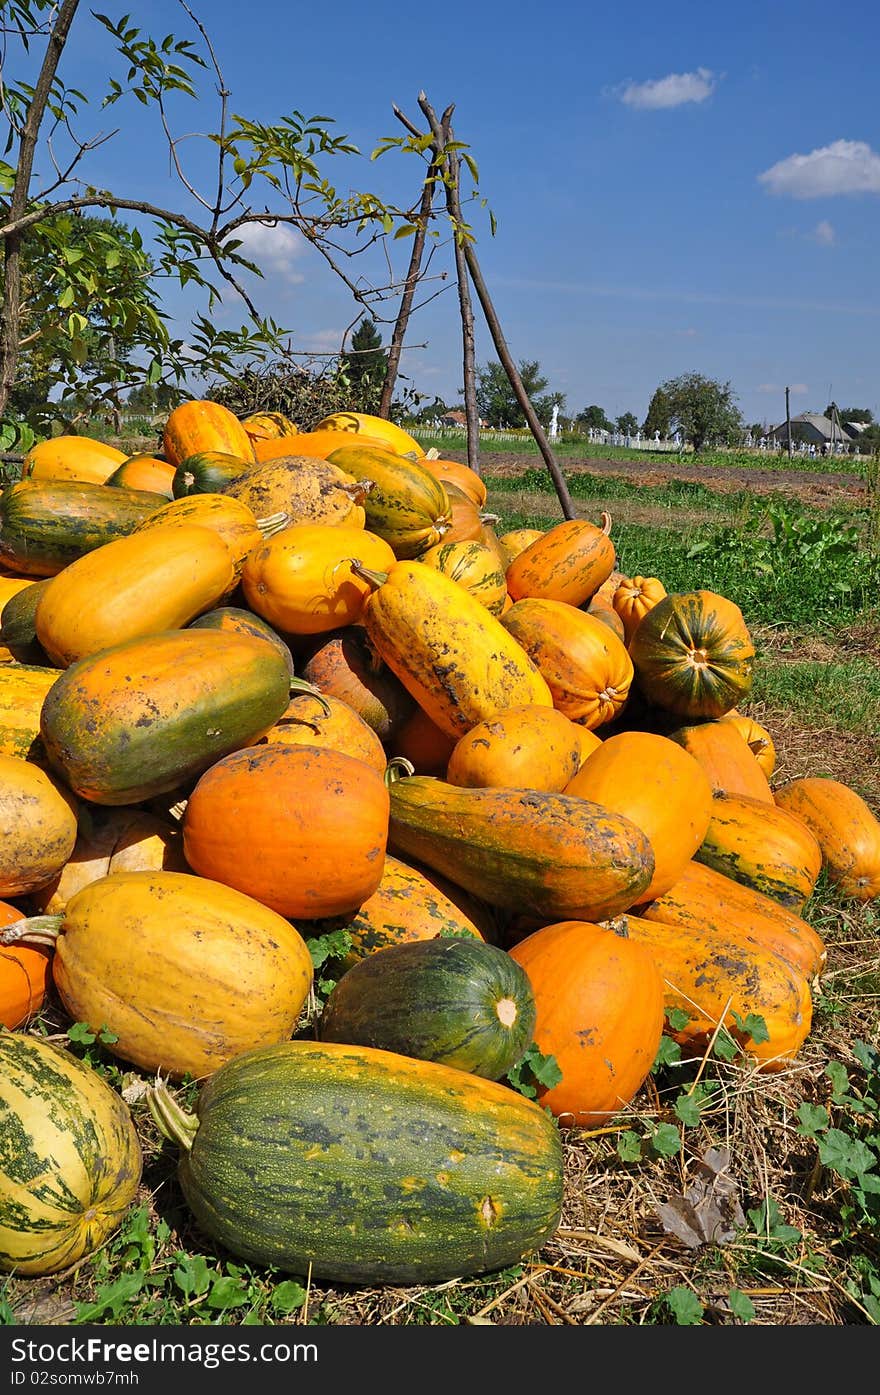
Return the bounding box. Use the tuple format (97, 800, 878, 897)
(0, 1031, 142, 1276)
(319, 936, 536, 1079)
(148, 1039, 563, 1285)
(171, 450, 252, 498)
(417, 538, 508, 615)
(325, 442, 452, 559)
(0, 478, 164, 577)
(629, 590, 755, 719)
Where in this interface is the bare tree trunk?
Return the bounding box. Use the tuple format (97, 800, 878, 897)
(417, 96, 481, 478)
(378, 128, 439, 421)
(0, 0, 81, 417)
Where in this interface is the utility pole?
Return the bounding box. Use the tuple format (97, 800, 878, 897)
(785, 386, 792, 460)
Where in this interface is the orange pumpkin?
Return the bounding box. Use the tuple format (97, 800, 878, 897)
(446, 705, 584, 792)
(667, 719, 774, 803)
(421, 458, 488, 508)
(508, 918, 665, 1126)
(498, 528, 544, 568)
(696, 791, 823, 911)
(162, 399, 256, 469)
(773, 776, 880, 902)
(611, 574, 667, 646)
(389, 703, 457, 775)
(253, 429, 393, 465)
(132, 493, 282, 578)
(565, 730, 714, 902)
(0, 754, 79, 897)
(105, 455, 177, 498)
(629, 590, 755, 719)
(505, 515, 615, 607)
(182, 744, 390, 920)
(417, 538, 508, 615)
(256, 692, 387, 774)
(0, 897, 51, 1029)
(720, 711, 776, 778)
(501, 597, 633, 730)
(299, 626, 415, 742)
(241, 523, 397, 636)
(314, 411, 425, 459)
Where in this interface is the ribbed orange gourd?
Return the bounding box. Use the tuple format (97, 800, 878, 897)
(421, 458, 488, 507)
(565, 730, 715, 902)
(354, 561, 553, 739)
(162, 398, 256, 469)
(696, 791, 823, 911)
(629, 590, 755, 719)
(667, 719, 774, 802)
(34, 524, 237, 668)
(241, 523, 396, 636)
(505, 516, 615, 607)
(446, 705, 584, 792)
(508, 918, 665, 1126)
(501, 597, 633, 730)
(611, 574, 667, 646)
(182, 744, 390, 920)
(613, 912, 813, 1071)
(773, 776, 880, 902)
(0, 897, 51, 1029)
(21, 436, 127, 485)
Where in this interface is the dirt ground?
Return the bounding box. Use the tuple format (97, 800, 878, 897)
(467, 450, 871, 511)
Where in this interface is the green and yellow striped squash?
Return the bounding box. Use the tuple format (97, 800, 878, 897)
(39, 628, 297, 805)
(387, 774, 655, 922)
(0, 478, 165, 577)
(0, 578, 52, 664)
(319, 936, 536, 1081)
(417, 538, 508, 616)
(326, 442, 452, 558)
(0, 1031, 142, 1276)
(0, 662, 61, 762)
(147, 1039, 563, 1284)
(695, 791, 823, 912)
(629, 590, 755, 719)
(171, 450, 254, 498)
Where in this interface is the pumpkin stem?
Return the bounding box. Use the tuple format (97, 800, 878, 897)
(349, 561, 388, 590)
(146, 1079, 199, 1152)
(256, 511, 291, 539)
(0, 915, 63, 949)
(600, 511, 612, 536)
(287, 678, 332, 717)
(384, 756, 415, 787)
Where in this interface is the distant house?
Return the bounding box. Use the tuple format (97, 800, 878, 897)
(767, 412, 851, 449)
(439, 409, 488, 429)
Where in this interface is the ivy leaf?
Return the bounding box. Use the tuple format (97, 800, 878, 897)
(665, 1286, 704, 1325)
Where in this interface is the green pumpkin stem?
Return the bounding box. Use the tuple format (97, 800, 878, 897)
(288, 678, 332, 718)
(146, 1080, 199, 1152)
(349, 561, 387, 590)
(0, 914, 63, 949)
(257, 511, 291, 538)
(384, 756, 415, 787)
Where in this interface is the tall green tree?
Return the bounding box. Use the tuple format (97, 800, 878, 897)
(616, 411, 638, 435)
(642, 387, 671, 438)
(656, 373, 744, 450)
(577, 404, 613, 433)
(340, 318, 387, 413)
(475, 359, 550, 428)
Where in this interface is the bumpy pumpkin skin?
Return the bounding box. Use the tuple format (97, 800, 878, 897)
(221, 455, 368, 530)
(696, 791, 823, 911)
(446, 705, 584, 792)
(387, 776, 655, 923)
(565, 731, 715, 902)
(0, 754, 78, 896)
(359, 561, 554, 740)
(241, 523, 397, 636)
(773, 776, 880, 902)
(501, 597, 633, 730)
(182, 744, 390, 920)
(46, 870, 314, 1081)
(505, 517, 615, 608)
(0, 897, 51, 1028)
(0, 1031, 142, 1276)
(21, 435, 127, 485)
(667, 719, 774, 803)
(162, 398, 256, 468)
(616, 912, 813, 1071)
(509, 919, 665, 1126)
(35, 523, 237, 668)
(634, 858, 827, 981)
(629, 590, 755, 719)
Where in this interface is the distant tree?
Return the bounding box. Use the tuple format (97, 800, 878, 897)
(340, 317, 387, 413)
(127, 381, 177, 414)
(642, 387, 671, 438)
(576, 404, 613, 433)
(828, 405, 874, 424)
(653, 373, 743, 451)
(616, 411, 638, 435)
(475, 359, 549, 428)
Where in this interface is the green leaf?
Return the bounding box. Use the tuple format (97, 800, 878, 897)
(206, 1275, 250, 1309)
(270, 1281, 307, 1314)
(797, 1102, 828, 1137)
(57, 285, 75, 308)
(727, 1288, 756, 1322)
(650, 1122, 682, 1158)
(665, 1286, 704, 1325)
(616, 1130, 644, 1163)
(67, 1022, 97, 1045)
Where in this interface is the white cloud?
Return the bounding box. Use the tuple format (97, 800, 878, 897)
(619, 67, 716, 110)
(226, 222, 305, 283)
(812, 219, 836, 245)
(300, 328, 345, 353)
(758, 139, 880, 198)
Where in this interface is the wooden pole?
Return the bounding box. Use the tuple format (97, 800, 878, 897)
(785, 385, 792, 460)
(378, 134, 440, 421)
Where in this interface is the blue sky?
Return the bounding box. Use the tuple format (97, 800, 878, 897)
(29, 0, 880, 427)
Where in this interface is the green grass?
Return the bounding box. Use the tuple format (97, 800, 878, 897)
(750, 656, 880, 736)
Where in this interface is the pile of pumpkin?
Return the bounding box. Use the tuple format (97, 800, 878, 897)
(0, 400, 878, 1292)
